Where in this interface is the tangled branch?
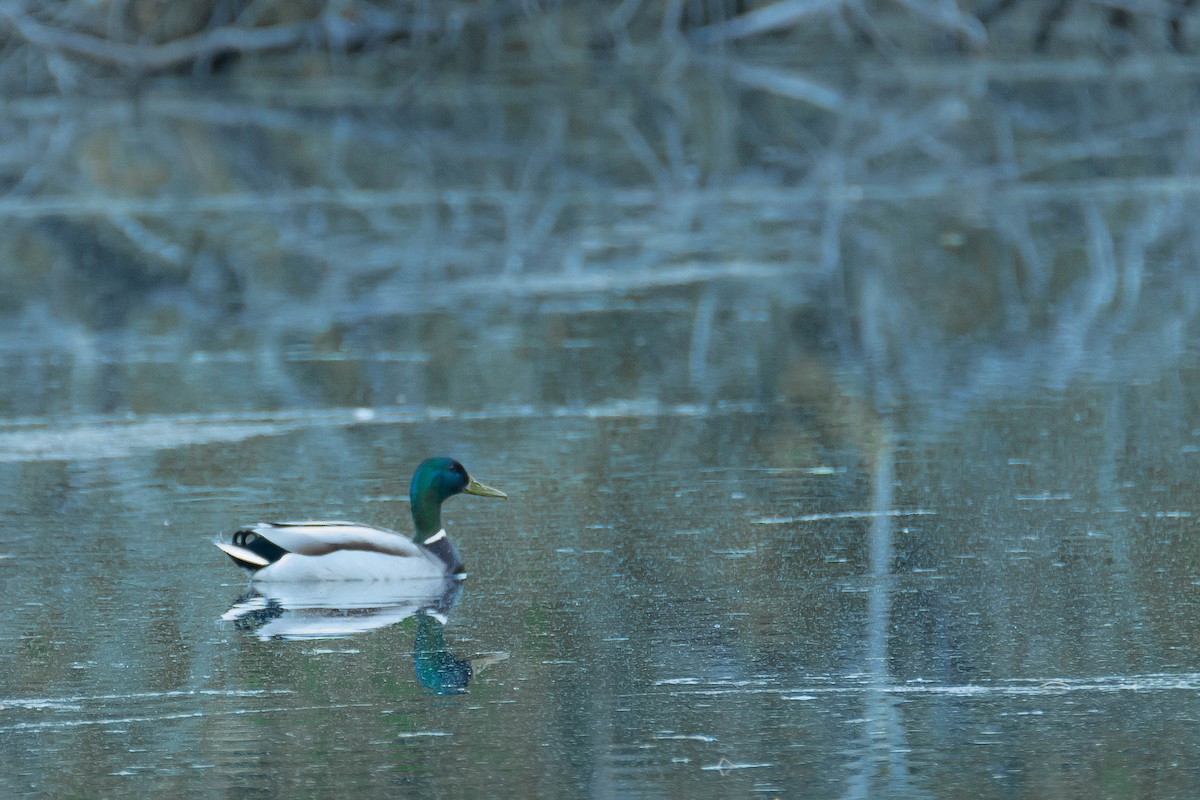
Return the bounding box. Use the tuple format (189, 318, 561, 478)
(0, 1, 451, 71)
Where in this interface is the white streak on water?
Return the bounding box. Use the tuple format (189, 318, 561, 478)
(649, 673, 1200, 699)
(751, 509, 937, 525)
(653, 732, 717, 742)
(0, 688, 293, 708)
(0, 702, 373, 733)
(0, 401, 766, 461)
(701, 761, 773, 772)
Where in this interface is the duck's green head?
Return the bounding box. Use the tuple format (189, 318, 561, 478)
(409, 457, 506, 539)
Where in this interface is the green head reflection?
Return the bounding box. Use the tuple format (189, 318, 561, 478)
(414, 613, 510, 696)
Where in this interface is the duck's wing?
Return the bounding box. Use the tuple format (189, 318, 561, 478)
(248, 521, 424, 558)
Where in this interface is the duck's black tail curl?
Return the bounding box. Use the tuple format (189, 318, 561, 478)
(231, 528, 290, 567)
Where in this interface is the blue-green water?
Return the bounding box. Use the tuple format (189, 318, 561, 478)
(3, 353, 1200, 797)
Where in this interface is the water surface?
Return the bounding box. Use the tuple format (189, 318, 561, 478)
(3, 354, 1200, 797)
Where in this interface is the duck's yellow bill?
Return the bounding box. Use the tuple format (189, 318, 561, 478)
(465, 477, 507, 498)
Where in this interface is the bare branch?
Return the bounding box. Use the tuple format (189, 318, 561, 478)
(892, 0, 987, 47)
(0, 1, 440, 71)
(693, 0, 845, 43)
(2, 177, 1200, 223)
(725, 61, 846, 111)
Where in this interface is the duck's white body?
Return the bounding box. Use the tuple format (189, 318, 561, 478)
(215, 521, 457, 582)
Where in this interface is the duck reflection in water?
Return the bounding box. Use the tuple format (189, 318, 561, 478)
(222, 576, 465, 640)
(221, 579, 507, 693)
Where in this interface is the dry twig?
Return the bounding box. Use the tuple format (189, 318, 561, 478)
(0, 1, 446, 71)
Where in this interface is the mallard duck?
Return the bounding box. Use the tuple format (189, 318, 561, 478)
(215, 457, 506, 581)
